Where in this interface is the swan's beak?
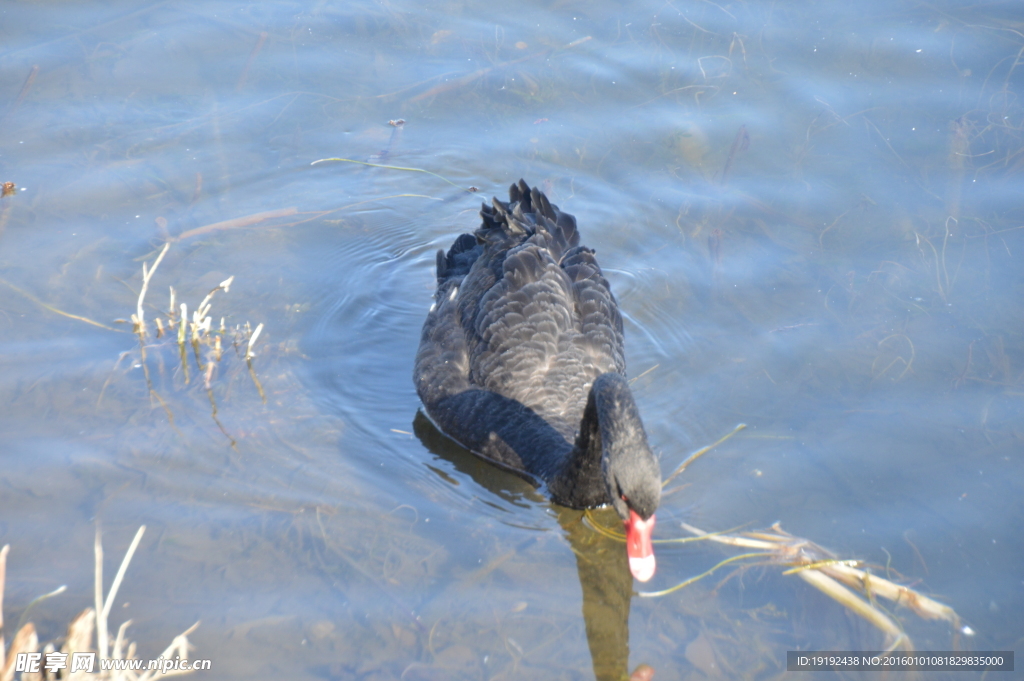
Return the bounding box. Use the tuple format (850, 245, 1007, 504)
(625, 510, 656, 582)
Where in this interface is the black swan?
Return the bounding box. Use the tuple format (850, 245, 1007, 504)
(414, 180, 661, 581)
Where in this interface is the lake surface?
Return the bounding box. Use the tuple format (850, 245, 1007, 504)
(0, 1, 1021, 679)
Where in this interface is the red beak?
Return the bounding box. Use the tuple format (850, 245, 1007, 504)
(625, 509, 656, 582)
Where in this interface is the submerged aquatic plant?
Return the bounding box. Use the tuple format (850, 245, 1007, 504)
(116, 243, 267, 447)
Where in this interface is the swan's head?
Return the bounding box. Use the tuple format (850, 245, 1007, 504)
(608, 454, 660, 583)
(591, 373, 662, 582)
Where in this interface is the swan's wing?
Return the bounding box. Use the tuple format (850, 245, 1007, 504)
(470, 235, 580, 411)
(463, 234, 623, 428)
(561, 245, 626, 375)
(415, 234, 573, 477)
(414, 271, 472, 405)
(416, 286, 560, 476)
(414, 231, 484, 405)
(435, 232, 479, 285)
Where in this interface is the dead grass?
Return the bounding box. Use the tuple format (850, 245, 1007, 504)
(0, 527, 200, 681)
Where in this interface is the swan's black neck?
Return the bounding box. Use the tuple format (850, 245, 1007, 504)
(548, 373, 661, 517)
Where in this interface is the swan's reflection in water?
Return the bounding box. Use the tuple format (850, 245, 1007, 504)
(556, 505, 635, 681)
(414, 410, 648, 681)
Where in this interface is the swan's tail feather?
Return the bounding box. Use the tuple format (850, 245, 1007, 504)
(507, 178, 532, 211)
(475, 180, 580, 258)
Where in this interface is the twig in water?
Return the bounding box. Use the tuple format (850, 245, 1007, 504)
(96, 525, 145, 660)
(133, 242, 170, 343)
(236, 32, 268, 91)
(14, 585, 67, 634)
(0, 277, 120, 331)
(310, 157, 472, 192)
(662, 423, 746, 488)
(668, 522, 968, 649)
(719, 124, 749, 186)
(3, 65, 38, 122)
(245, 322, 263, 360)
(174, 207, 298, 241)
(406, 37, 591, 103)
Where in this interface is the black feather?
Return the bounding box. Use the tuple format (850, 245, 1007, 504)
(414, 181, 660, 518)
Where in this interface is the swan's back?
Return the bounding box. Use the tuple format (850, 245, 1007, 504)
(415, 180, 627, 476)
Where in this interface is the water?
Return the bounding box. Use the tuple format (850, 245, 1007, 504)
(1, 1, 1021, 679)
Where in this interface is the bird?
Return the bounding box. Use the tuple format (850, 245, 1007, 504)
(414, 180, 661, 581)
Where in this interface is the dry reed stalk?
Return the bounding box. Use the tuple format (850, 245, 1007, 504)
(675, 522, 968, 649)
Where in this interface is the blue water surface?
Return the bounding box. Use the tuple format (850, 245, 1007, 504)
(0, 1, 1021, 679)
